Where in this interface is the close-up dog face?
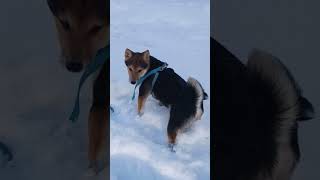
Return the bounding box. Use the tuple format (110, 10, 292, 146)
(47, 0, 110, 72)
(124, 49, 150, 84)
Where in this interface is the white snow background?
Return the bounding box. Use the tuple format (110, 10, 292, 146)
(0, 0, 210, 180)
(110, 0, 210, 180)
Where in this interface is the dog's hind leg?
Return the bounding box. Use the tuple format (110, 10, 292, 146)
(167, 105, 190, 151)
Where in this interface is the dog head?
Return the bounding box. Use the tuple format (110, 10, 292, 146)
(124, 49, 150, 84)
(47, 0, 109, 72)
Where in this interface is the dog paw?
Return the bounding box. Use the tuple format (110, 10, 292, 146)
(168, 144, 176, 153)
(85, 162, 99, 176)
(85, 160, 107, 176)
(138, 111, 144, 117)
(110, 106, 115, 113)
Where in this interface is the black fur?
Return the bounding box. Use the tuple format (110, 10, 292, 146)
(212, 37, 314, 180)
(0, 141, 13, 163)
(47, 0, 109, 20)
(139, 56, 207, 145)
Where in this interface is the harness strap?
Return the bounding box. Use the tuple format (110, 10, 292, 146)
(69, 46, 110, 122)
(131, 63, 168, 101)
(151, 72, 159, 89)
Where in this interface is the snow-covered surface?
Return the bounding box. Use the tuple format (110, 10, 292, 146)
(0, 0, 209, 179)
(110, 0, 210, 180)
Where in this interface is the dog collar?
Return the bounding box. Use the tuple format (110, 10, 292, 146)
(69, 45, 110, 122)
(131, 62, 168, 101)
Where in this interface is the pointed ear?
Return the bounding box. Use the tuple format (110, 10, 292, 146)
(142, 50, 150, 62)
(125, 48, 133, 61)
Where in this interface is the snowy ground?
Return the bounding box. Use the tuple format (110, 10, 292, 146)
(0, 0, 209, 179)
(110, 0, 210, 180)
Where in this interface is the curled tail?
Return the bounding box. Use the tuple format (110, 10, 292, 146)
(247, 49, 315, 179)
(187, 77, 208, 120)
(247, 49, 314, 139)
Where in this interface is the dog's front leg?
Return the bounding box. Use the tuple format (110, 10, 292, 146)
(138, 83, 151, 116)
(88, 64, 109, 174)
(88, 105, 108, 172)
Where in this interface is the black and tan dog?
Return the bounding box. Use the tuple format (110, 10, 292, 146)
(212, 37, 314, 180)
(47, 0, 109, 175)
(124, 49, 208, 148)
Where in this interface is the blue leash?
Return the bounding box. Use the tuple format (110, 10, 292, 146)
(131, 63, 168, 100)
(69, 46, 110, 122)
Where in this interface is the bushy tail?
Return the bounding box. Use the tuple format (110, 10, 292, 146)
(247, 49, 314, 139)
(187, 77, 208, 120)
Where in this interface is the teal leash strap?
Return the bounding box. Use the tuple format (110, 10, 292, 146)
(69, 46, 110, 122)
(131, 63, 167, 101)
(151, 72, 159, 89)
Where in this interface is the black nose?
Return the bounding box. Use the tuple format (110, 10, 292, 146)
(66, 62, 83, 72)
(131, 81, 136, 84)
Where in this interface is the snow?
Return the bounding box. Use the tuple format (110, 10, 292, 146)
(0, 0, 209, 179)
(110, 0, 210, 180)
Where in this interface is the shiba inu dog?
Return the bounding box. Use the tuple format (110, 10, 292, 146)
(212, 38, 314, 180)
(47, 0, 109, 175)
(124, 49, 208, 147)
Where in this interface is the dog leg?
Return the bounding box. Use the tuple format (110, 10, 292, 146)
(88, 63, 109, 175)
(138, 94, 149, 116)
(88, 106, 108, 173)
(167, 107, 179, 152)
(138, 83, 151, 115)
(167, 130, 177, 152)
(167, 105, 190, 152)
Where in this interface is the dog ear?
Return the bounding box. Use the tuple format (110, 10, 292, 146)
(125, 48, 133, 61)
(142, 50, 150, 62)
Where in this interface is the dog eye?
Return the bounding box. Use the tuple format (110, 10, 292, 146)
(129, 68, 133, 71)
(89, 24, 103, 34)
(59, 19, 71, 31)
(138, 69, 142, 73)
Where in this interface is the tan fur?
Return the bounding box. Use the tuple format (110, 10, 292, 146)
(88, 106, 108, 171)
(124, 49, 150, 83)
(138, 93, 149, 115)
(168, 131, 177, 145)
(51, 0, 109, 66)
(48, 0, 109, 174)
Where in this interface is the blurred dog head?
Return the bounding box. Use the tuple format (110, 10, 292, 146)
(124, 49, 150, 84)
(47, 0, 109, 72)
